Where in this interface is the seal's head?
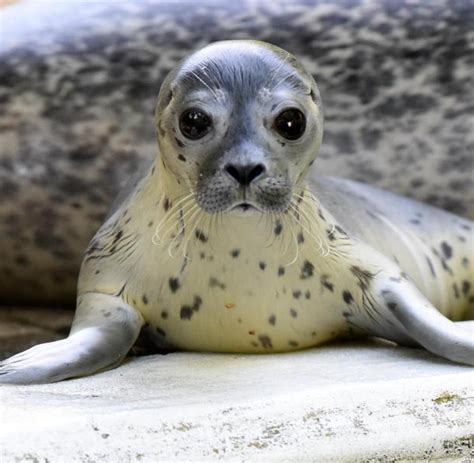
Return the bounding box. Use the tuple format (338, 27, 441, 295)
(155, 40, 323, 214)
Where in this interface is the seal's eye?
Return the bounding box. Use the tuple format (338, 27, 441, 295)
(274, 108, 306, 141)
(179, 108, 212, 140)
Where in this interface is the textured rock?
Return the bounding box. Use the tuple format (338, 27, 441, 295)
(0, 341, 473, 461)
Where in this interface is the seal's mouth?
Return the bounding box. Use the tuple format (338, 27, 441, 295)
(228, 201, 261, 213)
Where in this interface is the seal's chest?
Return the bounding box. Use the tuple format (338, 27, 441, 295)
(141, 234, 345, 353)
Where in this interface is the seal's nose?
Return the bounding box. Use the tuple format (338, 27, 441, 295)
(225, 163, 266, 185)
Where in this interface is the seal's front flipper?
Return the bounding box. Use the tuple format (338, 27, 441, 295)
(0, 293, 144, 384)
(376, 282, 474, 366)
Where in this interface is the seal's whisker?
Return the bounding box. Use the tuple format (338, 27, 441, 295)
(153, 197, 196, 238)
(154, 202, 200, 246)
(299, 202, 331, 257)
(287, 202, 327, 257)
(190, 70, 220, 101)
(281, 212, 299, 266)
(167, 203, 200, 239)
(289, 196, 313, 232)
(200, 64, 223, 100)
(153, 191, 196, 232)
(167, 207, 201, 258)
(298, 197, 332, 257)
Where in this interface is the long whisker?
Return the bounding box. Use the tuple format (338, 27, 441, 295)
(287, 201, 327, 257)
(281, 211, 299, 266)
(162, 203, 200, 244)
(167, 207, 202, 258)
(153, 191, 196, 232)
(190, 70, 220, 101)
(152, 198, 197, 245)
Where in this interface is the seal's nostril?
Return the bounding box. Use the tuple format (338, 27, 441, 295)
(225, 165, 242, 183)
(225, 163, 266, 185)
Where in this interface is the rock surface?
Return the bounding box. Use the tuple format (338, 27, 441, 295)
(1, 339, 473, 461)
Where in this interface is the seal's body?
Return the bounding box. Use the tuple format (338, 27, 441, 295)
(80, 168, 473, 355)
(1, 40, 472, 384)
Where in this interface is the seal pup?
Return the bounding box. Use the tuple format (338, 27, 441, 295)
(1, 40, 472, 384)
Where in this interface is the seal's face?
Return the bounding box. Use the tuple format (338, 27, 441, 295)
(156, 41, 324, 214)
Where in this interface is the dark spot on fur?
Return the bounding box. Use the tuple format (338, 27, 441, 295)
(177, 154, 186, 162)
(289, 340, 299, 347)
(142, 294, 148, 305)
(335, 225, 347, 236)
(175, 137, 185, 148)
(231, 249, 240, 258)
(195, 229, 208, 242)
(462, 281, 471, 297)
(113, 230, 123, 244)
(163, 197, 171, 211)
(290, 308, 298, 318)
(387, 302, 397, 310)
(409, 219, 421, 225)
(156, 327, 166, 337)
(103, 311, 111, 318)
(441, 259, 453, 275)
(268, 315, 276, 326)
(453, 283, 460, 299)
(274, 220, 283, 236)
(169, 277, 180, 292)
(297, 232, 304, 244)
(259, 261, 266, 271)
(180, 305, 193, 320)
(350, 266, 374, 290)
(304, 290, 311, 299)
(342, 290, 353, 304)
(426, 256, 436, 277)
(161, 311, 168, 319)
(258, 335, 273, 349)
(321, 274, 334, 291)
(441, 242, 453, 259)
(209, 277, 226, 289)
(292, 289, 301, 299)
(193, 295, 202, 311)
(278, 266, 285, 276)
(300, 260, 314, 279)
(326, 228, 336, 241)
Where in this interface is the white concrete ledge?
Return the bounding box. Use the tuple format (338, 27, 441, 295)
(1, 340, 473, 461)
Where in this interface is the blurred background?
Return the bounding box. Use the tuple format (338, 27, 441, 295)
(0, 0, 473, 308)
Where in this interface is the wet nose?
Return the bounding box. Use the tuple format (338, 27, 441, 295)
(225, 163, 266, 185)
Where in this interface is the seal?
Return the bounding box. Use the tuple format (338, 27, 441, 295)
(1, 40, 473, 384)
